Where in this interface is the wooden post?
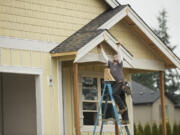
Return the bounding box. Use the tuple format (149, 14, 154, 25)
(73, 63, 80, 135)
(115, 121, 120, 135)
(160, 71, 167, 135)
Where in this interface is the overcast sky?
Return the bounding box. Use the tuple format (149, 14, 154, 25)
(118, 0, 180, 57)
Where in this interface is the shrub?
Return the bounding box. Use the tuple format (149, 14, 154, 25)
(178, 123, 180, 135)
(152, 122, 158, 135)
(159, 123, 163, 135)
(144, 123, 151, 135)
(172, 123, 178, 135)
(166, 122, 172, 135)
(134, 123, 137, 135)
(137, 123, 144, 135)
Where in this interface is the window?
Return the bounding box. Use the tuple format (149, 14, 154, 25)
(81, 76, 114, 126)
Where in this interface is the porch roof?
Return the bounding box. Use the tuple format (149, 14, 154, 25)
(50, 4, 180, 69)
(50, 5, 126, 54)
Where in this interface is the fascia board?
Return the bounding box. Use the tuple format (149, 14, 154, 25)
(74, 32, 105, 63)
(0, 36, 58, 52)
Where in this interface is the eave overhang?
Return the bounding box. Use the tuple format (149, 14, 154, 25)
(51, 5, 180, 69)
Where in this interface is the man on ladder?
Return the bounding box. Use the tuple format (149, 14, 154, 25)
(99, 42, 129, 124)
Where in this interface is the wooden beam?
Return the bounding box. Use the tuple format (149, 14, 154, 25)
(115, 121, 120, 135)
(51, 51, 77, 57)
(73, 63, 80, 135)
(160, 71, 167, 135)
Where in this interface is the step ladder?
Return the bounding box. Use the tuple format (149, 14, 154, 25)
(93, 81, 130, 135)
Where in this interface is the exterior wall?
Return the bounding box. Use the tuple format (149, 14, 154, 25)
(109, 20, 161, 61)
(133, 96, 175, 127)
(0, 0, 107, 42)
(174, 108, 180, 124)
(152, 96, 174, 126)
(62, 61, 133, 135)
(133, 104, 152, 126)
(0, 74, 36, 135)
(0, 1, 109, 134)
(0, 47, 60, 135)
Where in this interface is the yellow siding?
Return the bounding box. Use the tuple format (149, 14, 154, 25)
(21, 50, 31, 67)
(31, 51, 41, 67)
(1, 48, 11, 65)
(12, 49, 21, 66)
(0, 0, 108, 42)
(0, 47, 60, 135)
(110, 20, 159, 60)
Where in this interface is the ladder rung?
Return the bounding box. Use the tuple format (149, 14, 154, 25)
(102, 118, 122, 122)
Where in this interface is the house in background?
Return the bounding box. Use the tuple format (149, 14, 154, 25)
(0, 0, 180, 135)
(132, 81, 180, 127)
(175, 104, 180, 123)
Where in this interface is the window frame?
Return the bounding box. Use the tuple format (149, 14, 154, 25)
(79, 71, 115, 132)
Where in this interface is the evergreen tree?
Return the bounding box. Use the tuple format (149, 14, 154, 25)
(178, 123, 180, 135)
(152, 122, 158, 135)
(172, 123, 178, 135)
(166, 122, 172, 135)
(154, 9, 180, 101)
(134, 123, 137, 135)
(144, 123, 151, 135)
(159, 123, 163, 135)
(132, 72, 159, 90)
(137, 123, 144, 135)
(132, 9, 180, 103)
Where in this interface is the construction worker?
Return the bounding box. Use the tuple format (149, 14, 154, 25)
(99, 42, 129, 124)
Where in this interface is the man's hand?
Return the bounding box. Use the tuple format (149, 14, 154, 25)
(117, 42, 121, 48)
(98, 44, 102, 49)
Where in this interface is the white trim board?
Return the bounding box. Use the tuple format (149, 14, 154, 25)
(98, 6, 180, 69)
(0, 36, 58, 52)
(0, 65, 44, 135)
(57, 61, 65, 135)
(74, 30, 134, 69)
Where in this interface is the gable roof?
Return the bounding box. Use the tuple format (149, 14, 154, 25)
(50, 5, 126, 54)
(50, 4, 180, 69)
(175, 103, 180, 108)
(132, 81, 160, 105)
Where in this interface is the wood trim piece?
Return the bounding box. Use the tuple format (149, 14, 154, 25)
(0, 36, 58, 52)
(57, 61, 65, 135)
(115, 121, 120, 135)
(160, 71, 167, 135)
(51, 51, 77, 57)
(73, 63, 80, 135)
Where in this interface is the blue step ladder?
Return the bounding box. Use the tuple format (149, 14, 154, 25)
(93, 81, 130, 135)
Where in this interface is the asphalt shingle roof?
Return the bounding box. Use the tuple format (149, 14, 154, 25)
(132, 81, 160, 105)
(50, 5, 127, 54)
(175, 103, 180, 108)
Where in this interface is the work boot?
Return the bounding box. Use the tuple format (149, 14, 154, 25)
(121, 110, 129, 124)
(121, 120, 129, 125)
(118, 107, 128, 114)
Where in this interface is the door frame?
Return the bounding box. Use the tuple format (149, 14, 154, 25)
(0, 65, 44, 135)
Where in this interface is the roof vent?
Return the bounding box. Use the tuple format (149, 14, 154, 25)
(140, 91, 144, 95)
